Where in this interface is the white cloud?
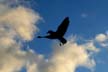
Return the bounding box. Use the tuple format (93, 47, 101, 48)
(0, 1, 107, 72)
(0, 6, 40, 41)
(0, 3, 99, 72)
(27, 63, 38, 72)
(82, 41, 100, 52)
(32, 38, 98, 72)
(0, 0, 41, 72)
(95, 33, 108, 47)
(95, 33, 107, 42)
(44, 40, 96, 72)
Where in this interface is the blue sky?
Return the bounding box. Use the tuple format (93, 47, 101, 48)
(0, 0, 108, 72)
(30, 0, 108, 52)
(28, 0, 108, 72)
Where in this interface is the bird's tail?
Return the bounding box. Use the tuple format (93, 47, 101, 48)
(37, 36, 43, 38)
(37, 36, 48, 38)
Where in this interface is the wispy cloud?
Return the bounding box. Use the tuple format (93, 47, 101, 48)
(81, 13, 88, 18)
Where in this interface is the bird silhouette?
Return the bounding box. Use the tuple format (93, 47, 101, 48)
(37, 17, 70, 46)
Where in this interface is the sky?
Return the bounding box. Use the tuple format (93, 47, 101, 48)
(0, 0, 108, 72)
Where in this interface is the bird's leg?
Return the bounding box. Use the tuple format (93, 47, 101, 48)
(59, 43, 63, 46)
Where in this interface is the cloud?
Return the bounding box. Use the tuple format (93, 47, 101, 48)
(0, 2, 98, 72)
(82, 41, 100, 52)
(0, 0, 41, 72)
(81, 13, 88, 18)
(45, 42, 95, 72)
(0, 0, 106, 72)
(30, 37, 99, 72)
(95, 33, 108, 47)
(95, 33, 107, 42)
(0, 6, 40, 41)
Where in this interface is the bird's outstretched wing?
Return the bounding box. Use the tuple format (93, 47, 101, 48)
(56, 17, 69, 36)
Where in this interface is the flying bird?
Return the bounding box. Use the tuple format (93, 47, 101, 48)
(37, 17, 70, 46)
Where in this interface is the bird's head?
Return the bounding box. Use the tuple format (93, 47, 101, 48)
(47, 30, 54, 34)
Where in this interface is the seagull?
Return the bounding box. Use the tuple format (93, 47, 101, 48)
(37, 17, 70, 46)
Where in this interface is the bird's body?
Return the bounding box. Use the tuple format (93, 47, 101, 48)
(37, 17, 70, 46)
